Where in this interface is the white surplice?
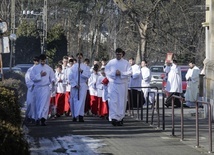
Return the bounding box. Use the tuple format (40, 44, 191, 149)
(141, 66, 154, 104)
(129, 64, 141, 90)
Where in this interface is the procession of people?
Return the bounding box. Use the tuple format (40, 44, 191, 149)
(24, 48, 201, 127)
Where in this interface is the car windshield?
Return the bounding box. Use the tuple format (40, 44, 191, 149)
(150, 67, 163, 73)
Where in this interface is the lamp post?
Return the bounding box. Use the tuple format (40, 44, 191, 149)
(22, 0, 47, 54)
(0, 18, 8, 80)
(9, 33, 17, 71)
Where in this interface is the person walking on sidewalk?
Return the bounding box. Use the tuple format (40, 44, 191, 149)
(184, 60, 201, 107)
(88, 64, 100, 115)
(105, 48, 132, 126)
(25, 56, 39, 123)
(62, 56, 71, 116)
(30, 54, 55, 126)
(55, 64, 66, 117)
(69, 53, 91, 122)
(141, 60, 153, 106)
(128, 57, 141, 109)
(165, 59, 182, 108)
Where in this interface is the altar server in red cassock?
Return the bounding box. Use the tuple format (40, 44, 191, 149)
(96, 68, 109, 117)
(88, 64, 100, 115)
(62, 56, 71, 116)
(55, 64, 66, 116)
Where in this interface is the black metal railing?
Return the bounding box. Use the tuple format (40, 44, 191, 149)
(129, 86, 165, 130)
(170, 95, 212, 153)
(195, 101, 212, 153)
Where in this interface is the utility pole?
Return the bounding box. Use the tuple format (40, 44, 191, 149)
(42, 0, 47, 54)
(10, 0, 16, 69)
(11, 0, 15, 35)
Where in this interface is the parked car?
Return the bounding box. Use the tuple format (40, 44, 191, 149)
(14, 64, 33, 73)
(150, 65, 165, 89)
(162, 65, 189, 94)
(2, 67, 22, 74)
(0, 67, 23, 80)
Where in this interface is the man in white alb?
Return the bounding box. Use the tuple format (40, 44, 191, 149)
(105, 48, 132, 126)
(69, 53, 91, 122)
(30, 54, 55, 126)
(185, 60, 200, 107)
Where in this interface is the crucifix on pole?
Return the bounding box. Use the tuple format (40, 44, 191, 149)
(77, 20, 83, 100)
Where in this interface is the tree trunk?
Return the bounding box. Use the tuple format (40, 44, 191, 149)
(137, 21, 147, 62)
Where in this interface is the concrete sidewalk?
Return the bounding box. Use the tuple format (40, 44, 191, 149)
(26, 106, 211, 155)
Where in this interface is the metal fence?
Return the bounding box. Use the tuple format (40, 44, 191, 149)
(129, 86, 165, 130)
(170, 95, 212, 153)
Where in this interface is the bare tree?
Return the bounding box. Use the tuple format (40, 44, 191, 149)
(113, 0, 162, 63)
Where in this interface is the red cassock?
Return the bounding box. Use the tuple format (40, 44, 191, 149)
(90, 95, 98, 115)
(97, 77, 109, 116)
(55, 93, 65, 115)
(64, 92, 70, 113)
(98, 97, 108, 116)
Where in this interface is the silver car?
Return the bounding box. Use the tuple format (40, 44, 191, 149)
(150, 65, 164, 89)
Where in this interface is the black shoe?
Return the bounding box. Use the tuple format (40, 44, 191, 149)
(79, 116, 84, 122)
(35, 119, 40, 126)
(111, 119, 117, 126)
(40, 118, 46, 126)
(106, 116, 109, 120)
(183, 104, 190, 108)
(72, 117, 77, 122)
(164, 103, 169, 108)
(65, 112, 70, 116)
(121, 119, 124, 125)
(31, 119, 36, 124)
(54, 113, 61, 118)
(117, 120, 123, 126)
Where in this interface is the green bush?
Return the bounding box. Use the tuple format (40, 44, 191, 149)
(0, 78, 27, 106)
(3, 71, 25, 83)
(0, 86, 30, 155)
(0, 121, 30, 155)
(0, 86, 22, 126)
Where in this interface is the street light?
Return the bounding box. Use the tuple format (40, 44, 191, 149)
(9, 33, 17, 71)
(22, 6, 47, 54)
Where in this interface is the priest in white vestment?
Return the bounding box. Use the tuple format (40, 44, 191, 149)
(184, 60, 200, 107)
(30, 54, 55, 126)
(105, 48, 132, 126)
